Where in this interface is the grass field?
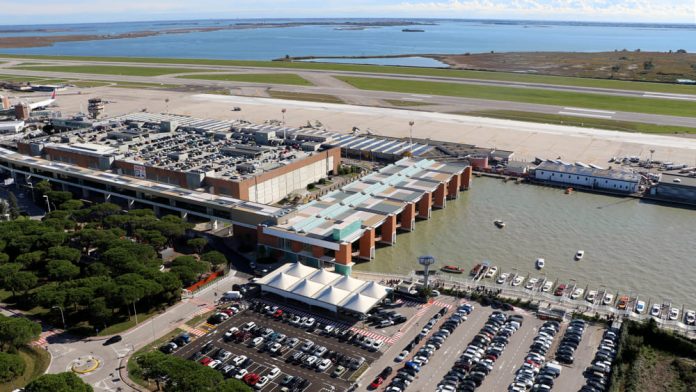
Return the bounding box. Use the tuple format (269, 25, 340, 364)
(337, 76, 696, 118)
(3, 53, 696, 94)
(11, 65, 206, 77)
(0, 346, 51, 392)
(97, 309, 160, 336)
(267, 90, 344, 104)
(179, 73, 312, 86)
(467, 110, 696, 134)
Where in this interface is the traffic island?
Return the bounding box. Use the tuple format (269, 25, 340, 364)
(70, 355, 100, 374)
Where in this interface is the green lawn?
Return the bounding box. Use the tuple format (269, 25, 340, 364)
(185, 310, 214, 327)
(11, 65, 208, 77)
(385, 99, 432, 107)
(337, 76, 696, 118)
(97, 308, 160, 336)
(179, 73, 312, 86)
(466, 110, 696, 134)
(267, 90, 344, 104)
(3, 53, 696, 94)
(0, 346, 51, 392)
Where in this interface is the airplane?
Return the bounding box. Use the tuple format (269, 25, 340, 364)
(27, 89, 57, 110)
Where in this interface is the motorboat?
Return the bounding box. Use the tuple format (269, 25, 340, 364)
(585, 290, 597, 303)
(512, 275, 525, 287)
(570, 288, 584, 300)
(484, 266, 498, 278)
(441, 265, 464, 274)
(575, 250, 584, 261)
(496, 272, 509, 284)
(524, 278, 538, 290)
(494, 220, 506, 228)
(535, 258, 545, 270)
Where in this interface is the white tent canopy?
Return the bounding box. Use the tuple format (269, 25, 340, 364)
(258, 262, 388, 315)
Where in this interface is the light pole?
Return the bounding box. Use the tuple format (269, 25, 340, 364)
(409, 121, 415, 154)
(133, 299, 139, 325)
(649, 149, 655, 163)
(42, 194, 50, 213)
(27, 182, 35, 202)
(52, 306, 66, 329)
(281, 108, 287, 143)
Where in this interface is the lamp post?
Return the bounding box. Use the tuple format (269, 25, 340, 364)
(42, 194, 50, 213)
(281, 108, 287, 143)
(133, 299, 139, 325)
(52, 306, 66, 329)
(409, 121, 415, 154)
(26, 182, 35, 202)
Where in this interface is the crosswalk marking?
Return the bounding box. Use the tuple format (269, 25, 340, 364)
(32, 329, 60, 347)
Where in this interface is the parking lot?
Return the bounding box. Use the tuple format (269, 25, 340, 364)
(174, 300, 398, 391)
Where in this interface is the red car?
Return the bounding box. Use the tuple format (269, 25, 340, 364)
(199, 357, 212, 366)
(369, 376, 384, 389)
(243, 373, 260, 386)
(273, 309, 283, 319)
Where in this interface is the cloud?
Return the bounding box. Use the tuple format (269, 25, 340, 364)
(0, 0, 694, 23)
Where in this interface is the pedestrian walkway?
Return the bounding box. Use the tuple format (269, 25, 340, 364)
(32, 329, 60, 346)
(179, 324, 207, 337)
(432, 300, 454, 309)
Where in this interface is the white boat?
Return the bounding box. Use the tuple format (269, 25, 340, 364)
(575, 250, 584, 261)
(535, 258, 545, 269)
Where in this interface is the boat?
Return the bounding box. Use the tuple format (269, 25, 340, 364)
(565, 187, 573, 194)
(575, 250, 584, 261)
(468, 263, 483, 276)
(494, 220, 506, 228)
(484, 266, 498, 278)
(535, 258, 545, 269)
(402, 29, 425, 32)
(441, 265, 464, 274)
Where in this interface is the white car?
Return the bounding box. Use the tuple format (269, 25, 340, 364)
(323, 325, 335, 335)
(234, 368, 248, 379)
(304, 355, 318, 367)
(255, 376, 269, 389)
(232, 355, 247, 366)
(303, 317, 316, 328)
(650, 304, 661, 317)
(512, 276, 525, 287)
(524, 278, 538, 290)
(371, 339, 384, 352)
(634, 300, 646, 314)
(223, 327, 239, 340)
(496, 273, 509, 284)
(242, 322, 256, 332)
(669, 307, 680, 320)
(570, 288, 584, 300)
(685, 311, 696, 325)
(269, 342, 283, 354)
(316, 358, 332, 372)
(266, 366, 281, 380)
(250, 337, 264, 347)
(395, 350, 409, 362)
(208, 359, 221, 368)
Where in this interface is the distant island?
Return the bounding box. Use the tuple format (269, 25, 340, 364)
(0, 20, 436, 49)
(402, 29, 425, 32)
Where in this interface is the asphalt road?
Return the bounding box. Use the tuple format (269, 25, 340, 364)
(2, 60, 696, 128)
(45, 273, 246, 392)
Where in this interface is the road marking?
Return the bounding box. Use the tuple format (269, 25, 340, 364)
(558, 111, 613, 119)
(562, 107, 616, 114)
(642, 92, 696, 101)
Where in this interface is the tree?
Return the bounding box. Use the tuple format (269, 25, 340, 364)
(219, 379, 252, 392)
(0, 315, 41, 351)
(34, 180, 52, 197)
(46, 246, 81, 264)
(136, 351, 225, 392)
(37, 232, 66, 250)
(201, 251, 227, 271)
(0, 253, 8, 264)
(0, 264, 37, 297)
(187, 238, 207, 254)
(15, 251, 45, 268)
(25, 372, 93, 392)
(59, 199, 83, 211)
(170, 256, 208, 285)
(7, 192, 19, 220)
(0, 352, 25, 383)
(45, 191, 72, 206)
(47, 260, 80, 281)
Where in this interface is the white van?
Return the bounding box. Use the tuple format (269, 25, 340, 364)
(222, 291, 242, 300)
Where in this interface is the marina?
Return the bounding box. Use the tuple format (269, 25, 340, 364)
(355, 176, 696, 308)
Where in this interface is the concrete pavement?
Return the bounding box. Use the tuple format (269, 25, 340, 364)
(45, 272, 247, 392)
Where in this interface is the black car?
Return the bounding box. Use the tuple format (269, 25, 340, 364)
(379, 366, 393, 378)
(103, 335, 122, 346)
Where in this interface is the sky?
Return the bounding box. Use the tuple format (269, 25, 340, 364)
(0, 0, 694, 25)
